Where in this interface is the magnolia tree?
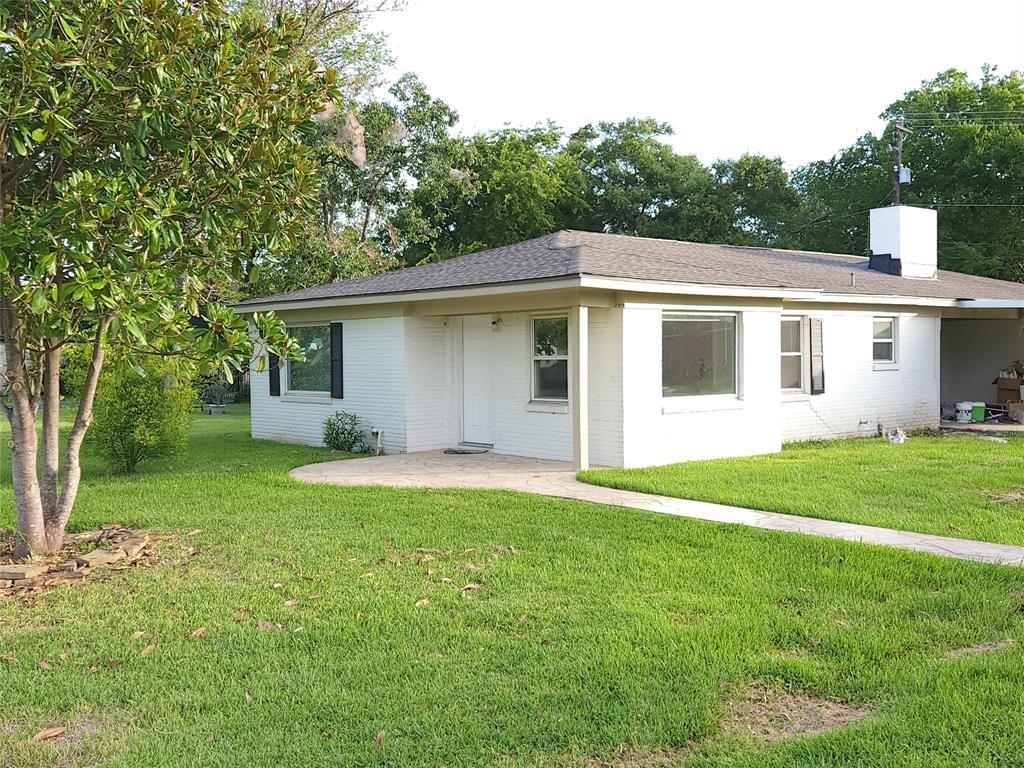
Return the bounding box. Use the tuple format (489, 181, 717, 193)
(0, 0, 342, 557)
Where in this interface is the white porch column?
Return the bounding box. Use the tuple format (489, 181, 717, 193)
(570, 305, 589, 470)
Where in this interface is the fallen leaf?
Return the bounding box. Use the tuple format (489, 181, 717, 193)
(258, 619, 275, 631)
(360, 572, 374, 579)
(245, 692, 253, 703)
(107, 658, 123, 669)
(191, 627, 206, 638)
(233, 609, 248, 622)
(414, 598, 430, 608)
(33, 726, 65, 742)
(185, 528, 203, 537)
(36, 660, 53, 670)
(373, 729, 386, 752)
(87, 666, 98, 675)
(272, 582, 283, 589)
(283, 599, 299, 607)
(139, 644, 155, 657)
(461, 582, 483, 593)
(292, 626, 304, 633)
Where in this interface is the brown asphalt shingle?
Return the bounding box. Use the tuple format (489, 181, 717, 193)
(237, 230, 1024, 306)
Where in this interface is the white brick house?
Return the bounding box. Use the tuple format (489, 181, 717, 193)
(239, 206, 1024, 469)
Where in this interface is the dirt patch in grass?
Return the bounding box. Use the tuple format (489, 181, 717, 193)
(720, 682, 873, 742)
(985, 487, 1024, 504)
(943, 638, 1016, 659)
(4, 715, 108, 768)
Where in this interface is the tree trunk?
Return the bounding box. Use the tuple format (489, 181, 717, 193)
(45, 317, 111, 551)
(40, 340, 61, 518)
(3, 329, 47, 558)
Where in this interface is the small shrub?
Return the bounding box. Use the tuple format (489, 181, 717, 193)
(323, 410, 365, 452)
(59, 343, 94, 398)
(195, 371, 231, 405)
(91, 360, 196, 474)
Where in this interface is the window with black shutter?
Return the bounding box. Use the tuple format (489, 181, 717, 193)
(330, 322, 343, 399)
(268, 353, 281, 396)
(809, 318, 825, 395)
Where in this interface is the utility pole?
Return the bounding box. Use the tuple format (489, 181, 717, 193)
(890, 119, 913, 205)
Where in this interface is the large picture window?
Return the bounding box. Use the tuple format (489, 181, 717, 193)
(288, 325, 330, 392)
(781, 317, 804, 390)
(662, 313, 737, 397)
(532, 316, 568, 400)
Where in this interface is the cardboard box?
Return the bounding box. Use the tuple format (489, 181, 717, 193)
(996, 377, 1024, 405)
(1009, 401, 1024, 425)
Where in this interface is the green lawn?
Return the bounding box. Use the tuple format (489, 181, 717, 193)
(580, 434, 1024, 547)
(2, 411, 1024, 767)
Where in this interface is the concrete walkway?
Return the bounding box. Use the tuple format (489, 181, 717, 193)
(291, 451, 1024, 567)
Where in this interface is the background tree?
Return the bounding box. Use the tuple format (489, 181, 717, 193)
(565, 119, 732, 242)
(715, 154, 802, 247)
(409, 125, 585, 260)
(792, 68, 1024, 277)
(0, 0, 344, 556)
(244, 73, 464, 292)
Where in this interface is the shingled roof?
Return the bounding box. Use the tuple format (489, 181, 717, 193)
(238, 230, 1024, 306)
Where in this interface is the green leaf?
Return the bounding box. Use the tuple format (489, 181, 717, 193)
(31, 290, 47, 314)
(56, 13, 78, 42)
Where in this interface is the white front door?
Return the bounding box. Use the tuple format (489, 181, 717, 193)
(462, 316, 494, 444)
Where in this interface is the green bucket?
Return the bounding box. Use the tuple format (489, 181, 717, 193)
(971, 403, 986, 423)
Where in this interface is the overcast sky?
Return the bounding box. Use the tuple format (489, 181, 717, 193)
(366, 0, 1024, 167)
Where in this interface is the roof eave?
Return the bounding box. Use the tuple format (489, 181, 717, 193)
(233, 275, 584, 313)
(956, 299, 1024, 309)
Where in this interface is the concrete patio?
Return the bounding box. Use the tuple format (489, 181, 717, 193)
(291, 450, 1024, 567)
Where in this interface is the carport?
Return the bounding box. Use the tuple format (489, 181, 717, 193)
(941, 300, 1024, 407)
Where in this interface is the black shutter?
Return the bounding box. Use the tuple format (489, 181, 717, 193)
(809, 318, 825, 395)
(268, 353, 281, 396)
(330, 322, 343, 399)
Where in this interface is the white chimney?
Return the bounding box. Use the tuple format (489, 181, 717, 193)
(868, 205, 937, 279)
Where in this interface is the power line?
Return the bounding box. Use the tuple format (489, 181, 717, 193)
(898, 110, 1024, 116)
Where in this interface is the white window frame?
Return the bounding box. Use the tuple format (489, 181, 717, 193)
(530, 314, 569, 402)
(661, 311, 741, 403)
(285, 322, 331, 398)
(872, 316, 898, 368)
(780, 315, 806, 392)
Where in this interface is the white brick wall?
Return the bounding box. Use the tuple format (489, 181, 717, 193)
(488, 312, 573, 461)
(620, 302, 782, 468)
(588, 308, 624, 467)
(780, 310, 940, 442)
(249, 297, 945, 467)
(405, 316, 461, 451)
(250, 316, 408, 452)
